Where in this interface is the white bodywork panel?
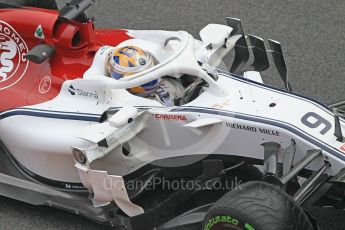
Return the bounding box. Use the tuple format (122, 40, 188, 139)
(0, 24, 344, 216)
(244, 71, 264, 83)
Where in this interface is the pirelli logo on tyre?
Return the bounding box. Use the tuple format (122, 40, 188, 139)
(0, 20, 29, 90)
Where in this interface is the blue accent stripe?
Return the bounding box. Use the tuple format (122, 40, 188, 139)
(174, 106, 345, 162)
(0, 109, 101, 122)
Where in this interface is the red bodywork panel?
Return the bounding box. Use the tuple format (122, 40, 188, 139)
(0, 7, 131, 111)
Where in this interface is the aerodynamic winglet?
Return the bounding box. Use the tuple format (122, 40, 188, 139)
(245, 35, 269, 72)
(267, 39, 292, 91)
(226, 17, 249, 74)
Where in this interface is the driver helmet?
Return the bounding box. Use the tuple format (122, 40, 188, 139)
(107, 46, 159, 96)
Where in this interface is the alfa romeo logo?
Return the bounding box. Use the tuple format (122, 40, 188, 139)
(0, 20, 29, 90)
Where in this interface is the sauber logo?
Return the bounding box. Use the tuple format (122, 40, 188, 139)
(68, 84, 100, 100)
(0, 21, 28, 90)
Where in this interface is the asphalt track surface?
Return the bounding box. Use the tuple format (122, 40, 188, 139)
(0, 0, 345, 229)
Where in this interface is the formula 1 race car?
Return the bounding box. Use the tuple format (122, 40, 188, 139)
(0, 1, 344, 230)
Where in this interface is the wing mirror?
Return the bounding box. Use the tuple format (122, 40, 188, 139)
(109, 106, 139, 128)
(25, 44, 55, 64)
(59, 0, 95, 22)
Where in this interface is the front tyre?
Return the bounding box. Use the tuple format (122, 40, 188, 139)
(202, 181, 315, 230)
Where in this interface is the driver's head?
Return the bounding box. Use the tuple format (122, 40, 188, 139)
(107, 46, 159, 96)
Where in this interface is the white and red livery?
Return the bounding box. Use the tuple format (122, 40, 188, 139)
(0, 1, 343, 229)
